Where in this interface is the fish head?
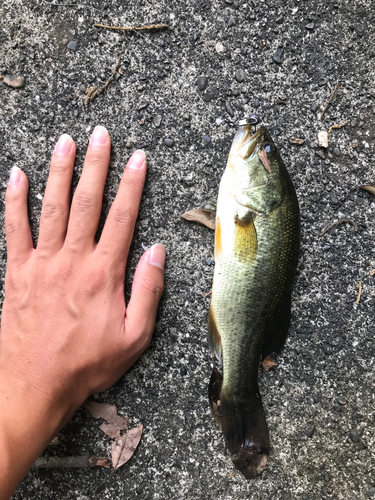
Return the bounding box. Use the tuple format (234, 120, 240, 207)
(226, 125, 285, 214)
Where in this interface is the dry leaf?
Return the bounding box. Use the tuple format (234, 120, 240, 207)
(318, 131, 329, 148)
(3, 75, 25, 88)
(290, 137, 305, 145)
(84, 401, 128, 439)
(262, 355, 276, 371)
(360, 185, 375, 196)
(180, 209, 215, 230)
(112, 425, 143, 470)
(49, 436, 60, 446)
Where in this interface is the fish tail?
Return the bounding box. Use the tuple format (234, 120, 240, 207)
(221, 389, 270, 479)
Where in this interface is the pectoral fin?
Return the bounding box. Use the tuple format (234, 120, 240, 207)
(208, 305, 222, 359)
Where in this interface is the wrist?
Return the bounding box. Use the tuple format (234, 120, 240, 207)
(0, 360, 81, 498)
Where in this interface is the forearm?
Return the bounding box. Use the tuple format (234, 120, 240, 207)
(0, 363, 79, 500)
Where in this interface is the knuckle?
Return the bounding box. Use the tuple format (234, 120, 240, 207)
(73, 191, 96, 213)
(5, 218, 20, 237)
(110, 206, 136, 229)
(85, 266, 107, 294)
(41, 202, 67, 221)
(6, 189, 21, 205)
(50, 157, 72, 176)
(85, 153, 106, 171)
(140, 275, 164, 299)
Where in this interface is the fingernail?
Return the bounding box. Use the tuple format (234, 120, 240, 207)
(127, 150, 146, 169)
(8, 166, 21, 186)
(149, 243, 166, 270)
(90, 125, 109, 146)
(55, 134, 74, 155)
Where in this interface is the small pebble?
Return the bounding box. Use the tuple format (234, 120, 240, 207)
(254, 98, 260, 108)
(333, 147, 341, 156)
(192, 33, 200, 43)
(125, 141, 132, 149)
(138, 100, 149, 110)
(158, 39, 165, 47)
(232, 88, 240, 97)
(67, 40, 78, 52)
(355, 24, 365, 36)
(11, 42, 18, 49)
(310, 103, 318, 112)
(304, 424, 315, 438)
(234, 69, 246, 82)
(200, 441, 207, 449)
(204, 87, 219, 101)
(316, 150, 326, 159)
(139, 118, 145, 126)
(183, 113, 191, 120)
(153, 115, 162, 127)
(324, 471, 331, 482)
(349, 430, 360, 443)
(205, 259, 212, 266)
(306, 23, 315, 30)
(164, 138, 175, 148)
(197, 75, 209, 91)
(227, 16, 236, 27)
(337, 396, 347, 405)
(367, 488, 375, 497)
(180, 366, 188, 376)
(215, 42, 224, 53)
(272, 47, 284, 64)
(225, 101, 234, 117)
(203, 136, 211, 144)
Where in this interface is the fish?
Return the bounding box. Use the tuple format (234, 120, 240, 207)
(208, 123, 300, 479)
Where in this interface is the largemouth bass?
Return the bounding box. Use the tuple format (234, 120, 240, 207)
(208, 122, 300, 478)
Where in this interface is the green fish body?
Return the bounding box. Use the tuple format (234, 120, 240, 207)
(208, 124, 300, 478)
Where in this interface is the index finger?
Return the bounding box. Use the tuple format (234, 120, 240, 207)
(96, 150, 146, 274)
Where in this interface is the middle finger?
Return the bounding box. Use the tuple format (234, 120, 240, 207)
(65, 126, 111, 252)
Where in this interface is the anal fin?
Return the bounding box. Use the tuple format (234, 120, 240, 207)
(209, 368, 223, 430)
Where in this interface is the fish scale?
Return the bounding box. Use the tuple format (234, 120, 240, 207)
(208, 123, 300, 479)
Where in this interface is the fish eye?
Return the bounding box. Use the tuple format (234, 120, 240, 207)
(264, 143, 275, 154)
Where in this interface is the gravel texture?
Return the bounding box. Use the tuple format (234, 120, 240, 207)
(1, 0, 375, 499)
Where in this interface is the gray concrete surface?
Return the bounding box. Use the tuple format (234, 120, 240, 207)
(1, 0, 375, 498)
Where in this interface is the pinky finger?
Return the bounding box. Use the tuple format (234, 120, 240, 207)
(5, 167, 33, 265)
(125, 244, 166, 354)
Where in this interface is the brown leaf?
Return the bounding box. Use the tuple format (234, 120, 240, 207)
(3, 75, 25, 88)
(180, 209, 215, 230)
(84, 401, 128, 439)
(290, 137, 305, 145)
(361, 185, 375, 196)
(111, 425, 143, 470)
(100, 423, 122, 440)
(262, 355, 276, 371)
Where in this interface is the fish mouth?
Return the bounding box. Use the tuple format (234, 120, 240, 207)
(236, 125, 271, 160)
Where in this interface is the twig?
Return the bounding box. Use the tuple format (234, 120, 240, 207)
(94, 23, 168, 31)
(327, 120, 349, 139)
(320, 83, 339, 120)
(85, 56, 121, 107)
(43, 0, 103, 12)
(205, 290, 212, 297)
(33, 456, 110, 468)
(321, 218, 358, 236)
(356, 281, 362, 304)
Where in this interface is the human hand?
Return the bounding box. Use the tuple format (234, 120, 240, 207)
(0, 126, 165, 497)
